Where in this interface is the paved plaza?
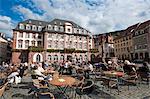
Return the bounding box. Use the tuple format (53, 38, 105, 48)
(3, 75, 150, 99)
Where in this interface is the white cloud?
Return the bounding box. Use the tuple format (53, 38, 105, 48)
(13, 0, 150, 34)
(0, 15, 13, 37)
(13, 5, 44, 20)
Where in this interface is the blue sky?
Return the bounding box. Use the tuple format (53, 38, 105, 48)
(0, 0, 150, 37)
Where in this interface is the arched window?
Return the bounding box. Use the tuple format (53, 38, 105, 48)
(48, 55, 51, 60)
(54, 55, 58, 61)
(60, 55, 64, 60)
(36, 54, 41, 62)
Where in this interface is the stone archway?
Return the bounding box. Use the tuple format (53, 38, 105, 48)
(33, 53, 43, 62)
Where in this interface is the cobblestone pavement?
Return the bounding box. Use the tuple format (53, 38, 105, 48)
(3, 76, 150, 99)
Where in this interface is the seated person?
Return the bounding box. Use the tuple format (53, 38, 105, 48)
(31, 65, 46, 79)
(31, 65, 52, 80)
(123, 63, 136, 76)
(7, 67, 21, 84)
(137, 62, 150, 78)
(37, 63, 45, 73)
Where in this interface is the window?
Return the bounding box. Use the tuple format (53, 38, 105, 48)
(48, 34, 52, 38)
(55, 41, 58, 48)
(31, 41, 36, 46)
(38, 35, 42, 39)
(75, 42, 77, 48)
(37, 41, 42, 46)
(60, 35, 64, 39)
(54, 55, 58, 61)
(60, 26, 64, 32)
(19, 32, 23, 38)
(18, 40, 23, 48)
(48, 40, 52, 48)
(48, 25, 52, 30)
(36, 54, 41, 62)
(84, 43, 87, 49)
(32, 34, 36, 39)
(25, 33, 30, 38)
(19, 24, 24, 29)
(54, 25, 58, 31)
(56, 34, 59, 39)
(79, 37, 82, 40)
(79, 42, 82, 49)
(143, 44, 148, 49)
(60, 55, 64, 60)
(25, 40, 29, 48)
(60, 41, 64, 48)
(84, 55, 88, 62)
(26, 24, 31, 30)
(79, 55, 82, 62)
(38, 26, 42, 31)
(48, 55, 51, 60)
(32, 25, 37, 31)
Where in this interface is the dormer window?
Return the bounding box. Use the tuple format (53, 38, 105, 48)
(32, 25, 37, 31)
(38, 26, 42, 31)
(60, 26, 64, 32)
(77, 29, 79, 33)
(26, 24, 31, 30)
(39, 22, 41, 25)
(48, 25, 52, 30)
(19, 24, 24, 29)
(54, 25, 58, 31)
(29, 20, 32, 23)
(79, 29, 82, 34)
(54, 21, 57, 24)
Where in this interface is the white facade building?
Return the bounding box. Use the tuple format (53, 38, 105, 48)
(12, 19, 93, 64)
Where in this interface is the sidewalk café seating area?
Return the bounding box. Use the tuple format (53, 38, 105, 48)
(0, 61, 150, 99)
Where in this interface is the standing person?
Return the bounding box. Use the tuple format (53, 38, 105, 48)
(84, 61, 93, 79)
(18, 63, 28, 78)
(68, 60, 73, 75)
(58, 61, 65, 74)
(64, 61, 69, 74)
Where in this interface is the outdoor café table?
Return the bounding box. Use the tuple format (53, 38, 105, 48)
(103, 71, 124, 77)
(49, 75, 77, 96)
(103, 71, 124, 94)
